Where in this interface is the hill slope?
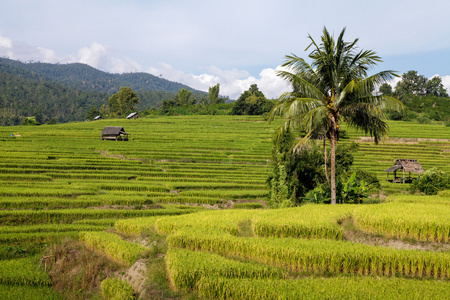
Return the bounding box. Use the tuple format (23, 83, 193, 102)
(0, 58, 206, 125)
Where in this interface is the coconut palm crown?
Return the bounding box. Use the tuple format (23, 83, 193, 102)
(268, 27, 404, 204)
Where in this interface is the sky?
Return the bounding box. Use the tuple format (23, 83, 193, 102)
(1, 0, 450, 99)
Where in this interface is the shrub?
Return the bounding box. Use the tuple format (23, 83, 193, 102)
(412, 168, 450, 195)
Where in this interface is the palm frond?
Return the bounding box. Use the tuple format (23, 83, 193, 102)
(301, 105, 328, 133)
(342, 103, 389, 143)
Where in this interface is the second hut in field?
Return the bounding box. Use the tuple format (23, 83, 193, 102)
(101, 126, 130, 141)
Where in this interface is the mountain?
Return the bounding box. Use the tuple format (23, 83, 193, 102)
(0, 59, 199, 94)
(0, 58, 206, 125)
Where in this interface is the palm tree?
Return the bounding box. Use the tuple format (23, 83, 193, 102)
(269, 27, 404, 204)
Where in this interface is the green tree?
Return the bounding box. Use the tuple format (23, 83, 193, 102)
(426, 76, 449, 97)
(46, 118, 57, 125)
(379, 83, 393, 95)
(269, 27, 404, 204)
(394, 71, 427, 98)
(231, 84, 273, 115)
(22, 116, 40, 125)
(85, 106, 100, 120)
(99, 104, 108, 116)
(267, 129, 324, 207)
(174, 88, 195, 106)
(412, 168, 450, 195)
(108, 87, 140, 117)
(208, 83, 223, 105)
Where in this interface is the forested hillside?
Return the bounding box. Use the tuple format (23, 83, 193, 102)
(0, 58, 197, 94)
(0, 58, 205, 125)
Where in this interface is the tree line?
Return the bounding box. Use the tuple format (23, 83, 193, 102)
(85, 83, 276, 120)
(379, 71, 449, 122)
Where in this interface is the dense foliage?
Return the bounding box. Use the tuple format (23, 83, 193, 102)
(393, 71, 448, 98)
(0, 63, 107, 125)
(160, 86, 231, 115)
(411, 168, 450, 195)
(381, 70, 450, 123)
(0, 58, 205, 125)
(387, 95, 450, 123)
(230, 84, 274, 115)
(266, 127, 367, 207)
(108, 87, 140, 117)
(269, 27, 403, 204)
(0, 58, 199, 94)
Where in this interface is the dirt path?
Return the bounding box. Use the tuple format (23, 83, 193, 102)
(118, 258, 149, 296)
(342, 218, 450, 252)
(356, 137, 450, 144)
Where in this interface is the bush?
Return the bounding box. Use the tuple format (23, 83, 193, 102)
(412, 168, 450, 195)
(417, 115, 431, 124)
(386, 110, 404, 121)
(402, 110, 418, 122)
(21, 116, 40, 126)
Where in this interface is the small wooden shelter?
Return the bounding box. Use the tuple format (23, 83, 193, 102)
(126, 112, 140, 119)
(383, 159, 424, 183)
(101, 126, 129, 141)
(93, 115, 102, 120)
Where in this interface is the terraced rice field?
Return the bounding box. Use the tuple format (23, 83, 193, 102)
(0, 115, 449, 298)
(341, 121, 450, 195)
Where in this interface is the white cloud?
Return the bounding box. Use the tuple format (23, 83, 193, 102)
(0, 34, 59, 63)
(148, 63, 289, 99)
(76, 43, 142, 73)
(0, 35, 12, 48)
(0, 35, 142, 74)
(77, 43, 108, 69)
(2, 33, 448, 100)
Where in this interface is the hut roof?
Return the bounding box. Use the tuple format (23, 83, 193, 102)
(126, 112, 139, 119)
(101, 126, 129, 135)
(93, 115, 101, 120)
(383, 159, 424, 174)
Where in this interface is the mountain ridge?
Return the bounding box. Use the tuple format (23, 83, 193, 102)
(0, 58, 206, 125)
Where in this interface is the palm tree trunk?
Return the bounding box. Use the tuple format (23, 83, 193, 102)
(324, 137, 329, 185)
(330, 126, 337, 205)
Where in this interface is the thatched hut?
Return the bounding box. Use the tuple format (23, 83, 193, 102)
(101, 126, 129, 141)
(383, 159, 424, 183)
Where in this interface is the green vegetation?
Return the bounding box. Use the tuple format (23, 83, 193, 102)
(0, 284, 63, 300)
(166, 248, 287, 291)
(79, 231, 148, 266)
(0, 256, 52, 286)
(381, 70, 450, 123)
(0, 115, 448, 298)
(0, 256, 62, 299)
(197, 276, 450, 300)
(0, 57, 204, 125)
(393, 70, 448, 99)
(101, 278, 135, 300)
(230, 84, 274, 115)
(108, 87, 140, 117)
(354, 201, 450, 242)
(269, 27, 404, 204)
(411, 168, 450, 195)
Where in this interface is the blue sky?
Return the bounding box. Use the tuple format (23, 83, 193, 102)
(1, 0, 450, 99)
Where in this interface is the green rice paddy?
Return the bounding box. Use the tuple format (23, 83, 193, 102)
(0, 115, 449, 299)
